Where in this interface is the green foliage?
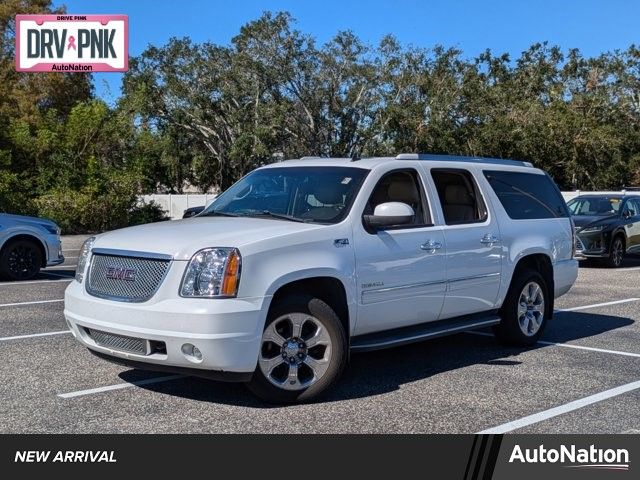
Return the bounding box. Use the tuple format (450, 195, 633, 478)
(35, 171, 167, 234)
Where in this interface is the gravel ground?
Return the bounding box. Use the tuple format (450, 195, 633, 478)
(0, 236, 639, 433)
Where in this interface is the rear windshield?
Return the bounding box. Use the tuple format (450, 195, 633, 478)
(483, 170, 568, 219)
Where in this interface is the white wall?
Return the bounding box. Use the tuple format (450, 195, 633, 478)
(561, 190, 629, 202)
(140, 194, 217, 220)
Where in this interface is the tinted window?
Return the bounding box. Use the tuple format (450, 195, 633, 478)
(431, 169, 488, 225)
(483, 171, 568, 219)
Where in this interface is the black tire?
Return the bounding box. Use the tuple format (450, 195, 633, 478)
(247, 293, 347, 404)
(493, 268, 549, 346)
(0, 239, 43, 281)
(605, 235, 625, 268)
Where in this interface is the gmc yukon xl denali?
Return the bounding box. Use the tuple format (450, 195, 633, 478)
(64, 154, 578, 403)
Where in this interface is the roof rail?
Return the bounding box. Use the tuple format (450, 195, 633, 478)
(299, 156, 322, 160)
(395, 153, 533, 168)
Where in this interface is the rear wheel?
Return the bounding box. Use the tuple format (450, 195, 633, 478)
(605, 235, 625, 268)
(247, 293, 347, 404)
(494, 269, 548, 346)
(0, 239, 42, 281)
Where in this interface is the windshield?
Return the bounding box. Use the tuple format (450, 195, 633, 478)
(202, 166, 369, 224)
(567, 196, 622, 216)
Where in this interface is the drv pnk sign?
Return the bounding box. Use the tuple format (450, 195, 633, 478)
(15, 14, 128, 72)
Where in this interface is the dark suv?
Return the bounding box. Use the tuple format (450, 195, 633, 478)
(568, 194, 640, 267)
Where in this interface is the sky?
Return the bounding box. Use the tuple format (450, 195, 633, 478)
(57, 0, 640, 104)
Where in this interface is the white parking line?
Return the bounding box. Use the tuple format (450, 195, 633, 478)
(44, 264, 77, 270)
(0, 299, 63, 308)
(58, 375, 183, 399)
(478, 380, 640, 433)
(465, 331, 640, 358)
(557, 298, 640, 312)
(0, 330, 71, 341)
(0, 278, 72, 286)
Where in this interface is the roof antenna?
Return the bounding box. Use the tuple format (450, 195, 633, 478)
(351, 148, 361, 162)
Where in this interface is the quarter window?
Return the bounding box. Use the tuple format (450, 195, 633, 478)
(483, 170, 568, 220)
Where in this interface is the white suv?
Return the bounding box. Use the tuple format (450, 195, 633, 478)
(64, 154, 578, 403)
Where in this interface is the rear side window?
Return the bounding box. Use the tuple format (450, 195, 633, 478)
(431, 169, 488, 225)
(483, 170, 568, 219)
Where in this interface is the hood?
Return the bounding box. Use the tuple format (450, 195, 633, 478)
(93, 216, 325, 260)
(0, 213, 58, 228)
(572, 214, 617, 229)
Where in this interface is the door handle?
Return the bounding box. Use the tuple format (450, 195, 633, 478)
(421, 240, 443, 251)
(480, 234, 500, 245)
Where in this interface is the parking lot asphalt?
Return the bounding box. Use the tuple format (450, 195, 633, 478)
(1, 235, 639, 433)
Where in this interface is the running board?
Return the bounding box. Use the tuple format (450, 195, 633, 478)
(350, 312, 501, 352)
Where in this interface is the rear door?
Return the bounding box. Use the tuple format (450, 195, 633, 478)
(425, 167, 502, 319)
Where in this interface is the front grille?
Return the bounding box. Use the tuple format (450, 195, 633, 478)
(86, 252, 171, 302)
(86, 328, 149, 355)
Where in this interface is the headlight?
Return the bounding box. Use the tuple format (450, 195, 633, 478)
(581, 225, 604, 232)
(75, 236, 95, 283)
(180, 247, 241, 298)
(42, 224, 61, 235)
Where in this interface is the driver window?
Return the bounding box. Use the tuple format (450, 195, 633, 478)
(626, 199, 640, 217)
(364, 169, 429, 226)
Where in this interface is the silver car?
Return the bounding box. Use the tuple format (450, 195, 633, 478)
(0, 213, 64, 281)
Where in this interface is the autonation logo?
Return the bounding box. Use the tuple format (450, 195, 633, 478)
(509, 444, 630, 471)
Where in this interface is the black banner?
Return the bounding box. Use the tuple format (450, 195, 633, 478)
(0, 435, 637, 478)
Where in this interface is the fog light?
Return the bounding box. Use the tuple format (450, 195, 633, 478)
(181, 343, 203, 363)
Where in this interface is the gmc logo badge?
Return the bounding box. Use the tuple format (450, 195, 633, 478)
(105, 266, 136, 281)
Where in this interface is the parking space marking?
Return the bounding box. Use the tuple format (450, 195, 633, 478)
(0, 330, 70, 341)
(478, 380, 640, 434)
(44, 264, 77, 270)
(557, 298, 640, 312)
(465, 331, 640, 358)
(0, 278, 72, 286)
(58, 375, 183, 399)
(0, 299, 63, 308)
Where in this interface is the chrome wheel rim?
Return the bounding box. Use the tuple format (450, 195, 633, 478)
(259, 313, 332, 391)
(517, 281, 545, 337)
(612, 239, 624, 266)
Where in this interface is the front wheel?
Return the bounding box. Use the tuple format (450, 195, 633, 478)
(0, 239, 43, 281)
(247, 293, 347, 404)
(494, 269, 548, 346)
(605, 235, 625, 268)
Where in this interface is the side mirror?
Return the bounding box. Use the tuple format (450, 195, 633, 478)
(623, 209, 635, 219)
(363, 202, 415, 230)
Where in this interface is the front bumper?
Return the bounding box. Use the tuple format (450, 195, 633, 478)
(575, 231, 611, 259)
(45, 234, 65, 266)
(64, 278, 269, 376)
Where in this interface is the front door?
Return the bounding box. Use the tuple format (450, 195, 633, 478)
(353, 169, 447, 335)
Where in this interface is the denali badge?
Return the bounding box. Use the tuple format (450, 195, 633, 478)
(105, 266, 136, 281)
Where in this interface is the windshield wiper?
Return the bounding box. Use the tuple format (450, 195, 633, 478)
(246, 210, 312, 223)
(200, 210, 239, 218)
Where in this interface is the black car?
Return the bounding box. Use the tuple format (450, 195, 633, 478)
(567, 194, 640, 267)
(182, 205, 205, 218)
